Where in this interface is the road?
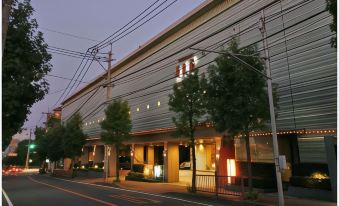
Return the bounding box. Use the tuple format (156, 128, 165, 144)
(2, 174, 243, 206)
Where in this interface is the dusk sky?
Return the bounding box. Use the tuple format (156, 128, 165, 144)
(21, 0, 205, 138)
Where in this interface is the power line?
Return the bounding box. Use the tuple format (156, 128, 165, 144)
(46, 74, 89, 84)
(47, 46, 108, 61)
(52, 48, 90, 108)
(64, 0, 319, 121)
(53, 0, 171, 108)
(40, 27, 99, 42)
(96, 0, 178, 50)
(90, 0, 162, 50)
(60, 0, 284, 109)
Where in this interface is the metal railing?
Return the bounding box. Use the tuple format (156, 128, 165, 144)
(196, 175, 244, 196)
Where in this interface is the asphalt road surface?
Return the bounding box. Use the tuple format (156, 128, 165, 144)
(2, 174, 244, 206)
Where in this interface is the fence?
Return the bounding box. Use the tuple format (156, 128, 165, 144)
(196, 175, 244, 196)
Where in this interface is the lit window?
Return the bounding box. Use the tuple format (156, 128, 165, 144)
(97, 119, 100, 123)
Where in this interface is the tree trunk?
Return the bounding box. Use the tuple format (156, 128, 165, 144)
(191, 135, 196, 192)
(115, 144, 120, 182)
(244, 131, 253, 191)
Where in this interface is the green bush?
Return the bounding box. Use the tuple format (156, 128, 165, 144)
(132, 164, 144, 173)
(290, 176, 331, 190)
(127, 171, 144, 179)
(125, 172, 161, 183)
(244, 191, 259, 201)
(88, 167, 104, 172)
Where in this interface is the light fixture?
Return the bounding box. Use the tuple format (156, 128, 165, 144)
(199, 144, 204, 151)
(216, 154, 220, 159)
(157, 101, 161, 107)
(147, 104, 150, 109)
(94, 165, 98, 169)
(137, 107, 139, 112)
(97, 119, 100, 123)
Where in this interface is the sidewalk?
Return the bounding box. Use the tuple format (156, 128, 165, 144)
(72, 176, 336, 206)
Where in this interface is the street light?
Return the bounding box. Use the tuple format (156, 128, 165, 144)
(29, 144, 36, 149)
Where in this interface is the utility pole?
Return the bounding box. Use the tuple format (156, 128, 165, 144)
(24, 129, 32, 169)
(104, 45, 113, 181)
(260, 10, 284, 206)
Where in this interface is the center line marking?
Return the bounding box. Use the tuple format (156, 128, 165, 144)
(27, 176, 118, 206)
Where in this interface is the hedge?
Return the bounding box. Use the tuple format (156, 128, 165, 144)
(290, 176, 331, 191)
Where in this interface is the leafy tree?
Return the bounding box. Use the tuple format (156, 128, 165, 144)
(62, 113, 86, 170)
(168, 70, 207, 192)
(206, 39, 275, 191)
(35, 126, 48, 167)
(3, 139, 39, 167)
(100, 100, 132, 182)
(327, 0, 337, 48)
(2, 0, 52, 149)
(45, 121, 64, 163)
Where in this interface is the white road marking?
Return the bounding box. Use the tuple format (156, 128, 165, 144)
(2, 188, 13, 206)
(52, 177, 214, 206)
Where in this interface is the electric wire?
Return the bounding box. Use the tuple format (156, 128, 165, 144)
(65, 0, 328, 124)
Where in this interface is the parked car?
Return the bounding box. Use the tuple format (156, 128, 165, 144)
(179, 161, 191, 170)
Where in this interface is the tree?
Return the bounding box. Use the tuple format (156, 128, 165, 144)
(45, 121, 64, 164)
(100, 100, 132, 182)
(168, 70, 207, 192)
(2, 0, 52, 149)
(63, 113, 86, 170)
(327, 0, 336, 48)
(35, 126, 48, 167)
(206, 39, 275, 191)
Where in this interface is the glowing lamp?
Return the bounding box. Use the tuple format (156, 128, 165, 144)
(154, 165, 162, 178)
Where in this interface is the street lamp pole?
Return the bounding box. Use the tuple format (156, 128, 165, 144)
(25, 129, 32, 169)
(260, 10, 285, 206)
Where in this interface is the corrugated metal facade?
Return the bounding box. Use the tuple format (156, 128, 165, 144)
(62, 0, 336, 139)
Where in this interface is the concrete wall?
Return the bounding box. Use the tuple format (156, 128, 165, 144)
(147, 146, 154, 165)
(133, 144, 144, 164)
(79, 147, 89, 164)
(93, 145, 104, 164)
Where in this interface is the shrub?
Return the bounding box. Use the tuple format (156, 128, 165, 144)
(132, 164, 144, 173)
(244, 191, 259, 201)
(127, 171, 144, 179)
(88, 167, 104, 172)
(290, 176, 331, 190)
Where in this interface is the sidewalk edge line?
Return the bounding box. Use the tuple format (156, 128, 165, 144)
(52, 177, 214, 206)
(2, 188, 13, 206)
